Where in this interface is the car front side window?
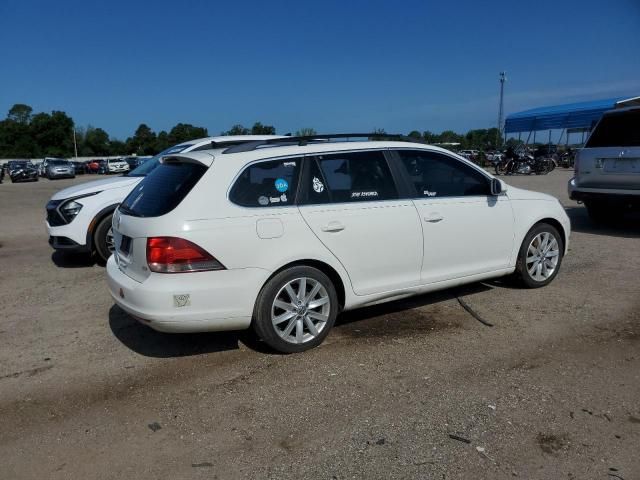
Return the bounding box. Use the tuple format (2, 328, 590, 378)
(303, 150, 398, 204)
(397, 150, 490, 198)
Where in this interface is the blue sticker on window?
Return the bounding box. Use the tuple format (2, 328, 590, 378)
(275, 178, 289, 193)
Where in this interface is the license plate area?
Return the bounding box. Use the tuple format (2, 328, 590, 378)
(603, 158, 640, 173)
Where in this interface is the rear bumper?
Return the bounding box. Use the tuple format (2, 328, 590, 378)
(569, 178, 640, 207)
(106, 256, 270, 333)
(48, 172, 75, 178)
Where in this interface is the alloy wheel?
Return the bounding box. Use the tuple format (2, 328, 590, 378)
(271, 277, 331, 344)
(526, 232, 560, 282)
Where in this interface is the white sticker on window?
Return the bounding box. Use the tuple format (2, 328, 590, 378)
(351, 191, 378, 199)
(280, 193, 287, 202)
(312, 176, 325, 193)
(283, 161, 296, 167)
(423, 190, 437, 197)
(269, 196, 281, 203)
(258, 195, 269, 206)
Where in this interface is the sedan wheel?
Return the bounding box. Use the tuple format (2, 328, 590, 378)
(516, 223, 564, 288)
(253, 266, 338, 353)
(105, 227, 115, 253)
(271, 277, 331, 344)
(525, 232, 560, 282)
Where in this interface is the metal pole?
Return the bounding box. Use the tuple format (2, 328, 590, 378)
(496, 72, 506, 148)
(73, 128, 78, 158)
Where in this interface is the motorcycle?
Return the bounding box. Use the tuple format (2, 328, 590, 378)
(494, 154, 555, 176)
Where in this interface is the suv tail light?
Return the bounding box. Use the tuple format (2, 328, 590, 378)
(146, 237, 225, 273)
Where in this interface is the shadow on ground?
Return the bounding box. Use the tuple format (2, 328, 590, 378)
(565, 205, 640, 239)
(109, 282, 497, 357)
(51, 250, 98, 268)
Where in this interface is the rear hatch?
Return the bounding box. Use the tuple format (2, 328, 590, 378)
(576, 109, 640, 190)
(112, 154, 212, 282)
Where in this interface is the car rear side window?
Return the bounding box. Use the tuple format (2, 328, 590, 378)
(120, 161, 207, 217)
(229, 158, 301, 207)
(397, 150, 490, 198)
(304, 151, 398, 204)
(586, 110, 640, 148)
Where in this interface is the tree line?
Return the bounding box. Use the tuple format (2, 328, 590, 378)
(0, 103, 507, 159)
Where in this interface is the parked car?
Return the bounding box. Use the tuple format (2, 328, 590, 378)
(45, 159, 75, 179)
(106, 134, 571, 353)
(46, 136, 283, 263)
(105, 158, 130, 174)
(7, 161, 39, 182)
(71, 161, 86, 174)
(569, 107, 640, 222)
(86, 159, 101, 174)
(458, 149, 479, 161)
(122, 156, 146, 170)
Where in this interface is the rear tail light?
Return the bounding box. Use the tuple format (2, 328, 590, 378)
(146, 237, 225, 273)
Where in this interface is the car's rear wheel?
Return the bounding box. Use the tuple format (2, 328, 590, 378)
(252, 266, 338, 353)
(94, 214, 114, 263)
(515, 223, 564, 288)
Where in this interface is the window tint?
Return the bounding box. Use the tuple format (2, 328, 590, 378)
(398, 150, 490, 197)
(120, 162, 207, 217)
(229, 158, 301, 207)
(586, 110, 640, 148)
(306, 151, 397, 204)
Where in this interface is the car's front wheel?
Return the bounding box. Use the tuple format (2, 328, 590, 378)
(252, 266, 338, 353)
(94, 214, 115, 263)
(515, 223, 564, 288)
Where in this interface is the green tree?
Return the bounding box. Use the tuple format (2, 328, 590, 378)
(407, 130, 422, 139)
(224, 124, 250, 135)
(109, 139, 127, 155)
(128, 123, 157, 155)
(156, 131, 170, 152)
(8, 103, 33, 124)
(30, 111, 75, 157)
(82, 126, 111, 155)
(295, 127, 316, 136)
(167, 123, 208, 145)
(250, 122, 276, 135)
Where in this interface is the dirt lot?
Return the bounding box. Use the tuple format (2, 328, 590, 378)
(0, 170, 639, 479)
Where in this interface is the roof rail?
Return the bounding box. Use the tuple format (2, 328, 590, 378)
(221, 133, 421, 154)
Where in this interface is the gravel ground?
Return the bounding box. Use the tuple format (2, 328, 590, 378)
(0, 170, 639, 480)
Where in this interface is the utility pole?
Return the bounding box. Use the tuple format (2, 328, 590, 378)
(496, 71, 506, 148)
(73, 128, 78, 158)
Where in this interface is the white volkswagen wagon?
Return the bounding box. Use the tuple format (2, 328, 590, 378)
(107, 135, 570, 353)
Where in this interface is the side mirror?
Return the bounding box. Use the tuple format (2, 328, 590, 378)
(490, 178, 503, 195)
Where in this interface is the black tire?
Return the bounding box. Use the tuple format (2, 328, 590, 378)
(94, 214, 114, 263)
(252, 266, 338, 353)
(514, 223, 564, 289)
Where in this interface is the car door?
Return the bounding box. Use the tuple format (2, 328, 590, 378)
(393, 149, 514, 284)
(297, 150, 422, 296)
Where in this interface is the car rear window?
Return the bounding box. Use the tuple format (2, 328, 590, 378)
(120, 162, 207, 217)
(586, 110, 640, 148)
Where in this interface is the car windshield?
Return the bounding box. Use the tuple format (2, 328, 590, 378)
(50, 160, 68, 166)
(127, 143, 194, 177)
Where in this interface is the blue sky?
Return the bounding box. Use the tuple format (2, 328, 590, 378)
(1, 0, 639, 139)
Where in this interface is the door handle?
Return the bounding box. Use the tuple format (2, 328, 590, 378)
(424, 214, 443, 223)
(321, 221, 345, 232)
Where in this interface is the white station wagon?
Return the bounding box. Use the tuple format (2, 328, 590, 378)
(107, 135, 570, 352)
